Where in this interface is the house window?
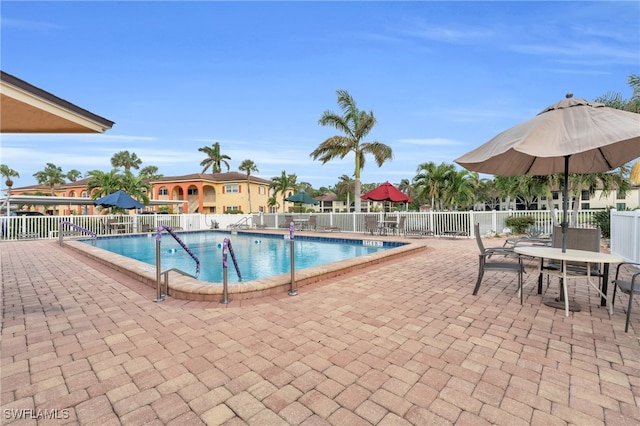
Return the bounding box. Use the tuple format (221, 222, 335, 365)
(581, 203, 590, 209)
(540, 195, 547, 200)
(552, 192, 559, 200)
(159, 188, 168, 196)
(188, 188, 198, 195)
(259, 186, 266, 195)
(225, 184, 239, 193)
(616, 202, 626, 210)
(616, 191, 626, 200)
(225, 206, 239, 212)
(82, 191, 89, 198)
(581, 190, 589, 200)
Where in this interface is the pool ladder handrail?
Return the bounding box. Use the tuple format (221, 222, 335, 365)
(58, 221, 97, 246)
(154, 225, 200, 302)
(221, 237, 242, 304)
(228, 216, 251, 230)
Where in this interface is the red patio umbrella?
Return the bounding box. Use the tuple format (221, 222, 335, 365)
(360, 181, 413, 208)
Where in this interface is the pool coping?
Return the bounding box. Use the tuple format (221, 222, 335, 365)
(62, 229, 429, 302)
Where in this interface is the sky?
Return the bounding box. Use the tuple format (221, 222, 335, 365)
(1, 1, 638, 190)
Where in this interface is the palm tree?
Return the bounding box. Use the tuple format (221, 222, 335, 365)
(33, 163, 66, 195)
(239, 159, 259, 213)
(270, 170, 297, 213)
(267, 196, 279, 213)
(66, 169, 83, 182)
(86, 169, 124, 199)
(199, 142, 231, 174)
(0, 164, 19, 188)
(568, 167, 630, 226)
(476, 178, 501, 211)
(139, 165, 163, 180)
(334, 174, 354, 210)
(412, 162, 456, 210)
(120, 170, 151, 205)
(595, 73, 640, 183)
(111, 150, 142, 171)
(441, 170, 478, 210)
(311, 89, 393, 213)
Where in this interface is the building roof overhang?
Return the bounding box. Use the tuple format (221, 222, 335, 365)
(0, 71, 115, 133)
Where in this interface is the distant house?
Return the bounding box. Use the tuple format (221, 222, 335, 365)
(150, 172, 276, 214)
(315, 193, 345, 213)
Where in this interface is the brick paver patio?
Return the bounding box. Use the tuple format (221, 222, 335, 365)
(1, 236, 639, 425)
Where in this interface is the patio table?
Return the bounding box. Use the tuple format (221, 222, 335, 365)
(514, 246, 623, 316)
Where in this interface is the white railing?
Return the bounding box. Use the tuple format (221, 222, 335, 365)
(0, 210, 602, 242)
(252, 210, 598, 237)
(610, 209, 640, 263)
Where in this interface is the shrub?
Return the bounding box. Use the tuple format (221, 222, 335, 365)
(592, 207, 612, 238)
(505, 215, 536, 234)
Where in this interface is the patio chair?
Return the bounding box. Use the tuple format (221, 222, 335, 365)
(611, 261, 640, 332)
(364, 215, 382, 235)
(397, 216, 406, 237)
(538, 226, 603, 293)
(281, 215, 294, 228)
(307, 215, 317, 231)
(472, 223, 524, 302)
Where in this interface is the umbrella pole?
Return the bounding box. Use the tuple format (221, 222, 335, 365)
(561, 155, 570, 253)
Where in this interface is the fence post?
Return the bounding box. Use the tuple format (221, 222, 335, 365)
(492, 210, 497, 234)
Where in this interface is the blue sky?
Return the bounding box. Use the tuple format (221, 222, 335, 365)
(1, 1, 638, 190)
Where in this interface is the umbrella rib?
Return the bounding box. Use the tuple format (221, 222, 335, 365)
(597, 148, 613, 170)
(523, 157, 536, 175)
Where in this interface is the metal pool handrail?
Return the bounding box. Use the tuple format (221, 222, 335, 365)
(221, 237, 242, 304)
(155, 225, 200, 276)
(58, 221, 97, 246)
(153, 225, 200, 302)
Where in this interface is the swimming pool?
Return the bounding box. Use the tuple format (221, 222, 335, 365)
(67, 229, 427, 301)
(82, 230, 404, 283)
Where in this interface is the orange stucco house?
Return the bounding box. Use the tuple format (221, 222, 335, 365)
(151, 172, 275, 214)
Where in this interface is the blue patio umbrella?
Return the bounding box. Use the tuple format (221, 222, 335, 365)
(94, 190, 144, 210)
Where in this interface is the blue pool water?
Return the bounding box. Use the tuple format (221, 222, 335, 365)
(84, 231, 403, 283)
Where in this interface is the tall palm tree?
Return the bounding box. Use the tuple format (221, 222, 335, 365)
(86, 169, 124, 199)
(311, 90, 393, 213)
(270, 170, 297, 213)
(33, 163, 66, 195)
(239, 159, 259, 213)
(111, 150, 142, 171)
(199, 142, 231, 174)
(0, 164, 19, 188)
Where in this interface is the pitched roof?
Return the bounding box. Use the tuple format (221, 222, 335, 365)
(151, 172, 271, 184)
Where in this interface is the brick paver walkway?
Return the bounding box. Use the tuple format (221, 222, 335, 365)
(1, 237, 639, 425)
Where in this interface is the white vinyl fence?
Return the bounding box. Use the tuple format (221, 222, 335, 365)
(610, 209, 640, 263)
(4, 210, 636, 262)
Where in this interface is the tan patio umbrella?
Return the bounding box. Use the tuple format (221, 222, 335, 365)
(455, 94, 640, 252)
